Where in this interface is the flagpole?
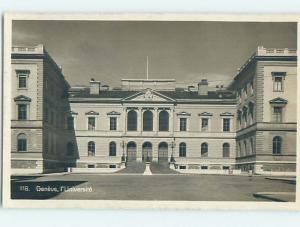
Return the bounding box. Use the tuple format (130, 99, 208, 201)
(146, 56, 149, 80)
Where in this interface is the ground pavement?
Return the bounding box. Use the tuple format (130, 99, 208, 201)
(11, 173, 296, 201)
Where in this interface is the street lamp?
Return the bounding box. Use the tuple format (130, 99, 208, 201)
(120, 141, 126, 162)
(169, 140, 176, 163)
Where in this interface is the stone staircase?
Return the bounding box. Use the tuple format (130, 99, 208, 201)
(117, 161, 146, 174)
(150, 162, 179, 174)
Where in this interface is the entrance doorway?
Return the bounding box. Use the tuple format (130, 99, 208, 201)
(142, 142, 153, 162)
(158, 142, 168, 163)
(127, 141, 137, 161)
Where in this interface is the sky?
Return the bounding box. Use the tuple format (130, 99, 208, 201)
(12, 20, 297, 88)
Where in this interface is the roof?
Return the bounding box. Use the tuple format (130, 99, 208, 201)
(69, 89, 236, 102)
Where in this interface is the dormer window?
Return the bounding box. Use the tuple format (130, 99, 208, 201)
(272, 72, 286, 92)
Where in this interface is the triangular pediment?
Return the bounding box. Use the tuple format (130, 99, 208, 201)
(85, 110, 99, 115)
(199, 112, 213, 116)
(269, 97, 288, 104)
(14, 95, 31, 102)
(220, 112, 234, 116)
(177, 111, 191, 116)
(107, 111, 121, 115)
(122, 89, 175, 102)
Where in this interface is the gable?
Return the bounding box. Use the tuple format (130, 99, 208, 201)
(122, 89, 175, 102)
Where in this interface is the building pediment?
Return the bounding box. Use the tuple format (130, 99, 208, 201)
(220, 112, 234, 116)
(122, 89, 175, 102)
(176, 111, 191, 116)
(198, 112, 213, 116)
(107, 111, 121, 115)
(269, 97, 288, 104)
(85, 110, 99, 115)
(14, 95, 31, 102)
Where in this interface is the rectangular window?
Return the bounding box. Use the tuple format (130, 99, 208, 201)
(179, 118, 187, 131)
(17, 139, 27, 151)
(223, 118, 230, 132)
(18, 104, 27, 120)
(201, 118, 209, 131)
(273, 107, 283, 122)
(67, 117, 74, 130)
(201, 166, 208, 170)
(110, 117, 117, 130)
(88, 117, 96, 130)
(273, 76, 283, 91)
(18, 75, 27, 88)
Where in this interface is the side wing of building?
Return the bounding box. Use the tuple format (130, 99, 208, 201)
(229, 47, 297, 174)
(11, 45, 72, 174)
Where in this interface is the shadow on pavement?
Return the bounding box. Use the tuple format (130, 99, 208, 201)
(11, 176, 41, 181)
(11, 179, 87, 199)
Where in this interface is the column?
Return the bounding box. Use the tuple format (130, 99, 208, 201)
(124, 107, 127, 134)
(138, 108, 142, 133)
(153, 108, 158, 132)
(136, 142, 142, 162)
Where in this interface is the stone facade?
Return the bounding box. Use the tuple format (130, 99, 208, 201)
(11, 45, 73, 174)
(11, 45, 297, 175)
(229, 46, 297, 174)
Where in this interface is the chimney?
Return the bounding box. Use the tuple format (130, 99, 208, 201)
(198, 79, 208, 95)
(90, 78, 101, 95)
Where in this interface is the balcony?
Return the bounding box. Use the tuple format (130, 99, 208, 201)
(236, 46, 297, 76)
(11, 45, 44, 54)
(256, 47, 297, 56)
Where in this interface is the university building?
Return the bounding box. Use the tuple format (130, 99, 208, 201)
(11, 45, 297, 175)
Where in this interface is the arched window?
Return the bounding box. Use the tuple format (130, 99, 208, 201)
(127, 110, 137, 131)
(109, 141, 117, 156)
(17, 133, 27, 151)
(127, 141, 137, 161)
(159, 111, 169, 131)
(88, 141, 95, 156)
(273, 136, 282, 155)
(201, 143, 208, 157)
(179, 142, 186, 157)
(67, 142, 74, 156)
(127, 141, 137, 149)
(222, 143, 230, 158)
(143, 110, 153, 131)
(158, 142, 168, 150)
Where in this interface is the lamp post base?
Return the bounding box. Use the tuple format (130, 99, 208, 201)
(143, 162, 152, 175)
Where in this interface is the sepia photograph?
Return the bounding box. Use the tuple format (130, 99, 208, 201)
(2, 14, 299, 209)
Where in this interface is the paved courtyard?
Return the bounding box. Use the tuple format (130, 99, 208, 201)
(11, 174, 296, 201)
